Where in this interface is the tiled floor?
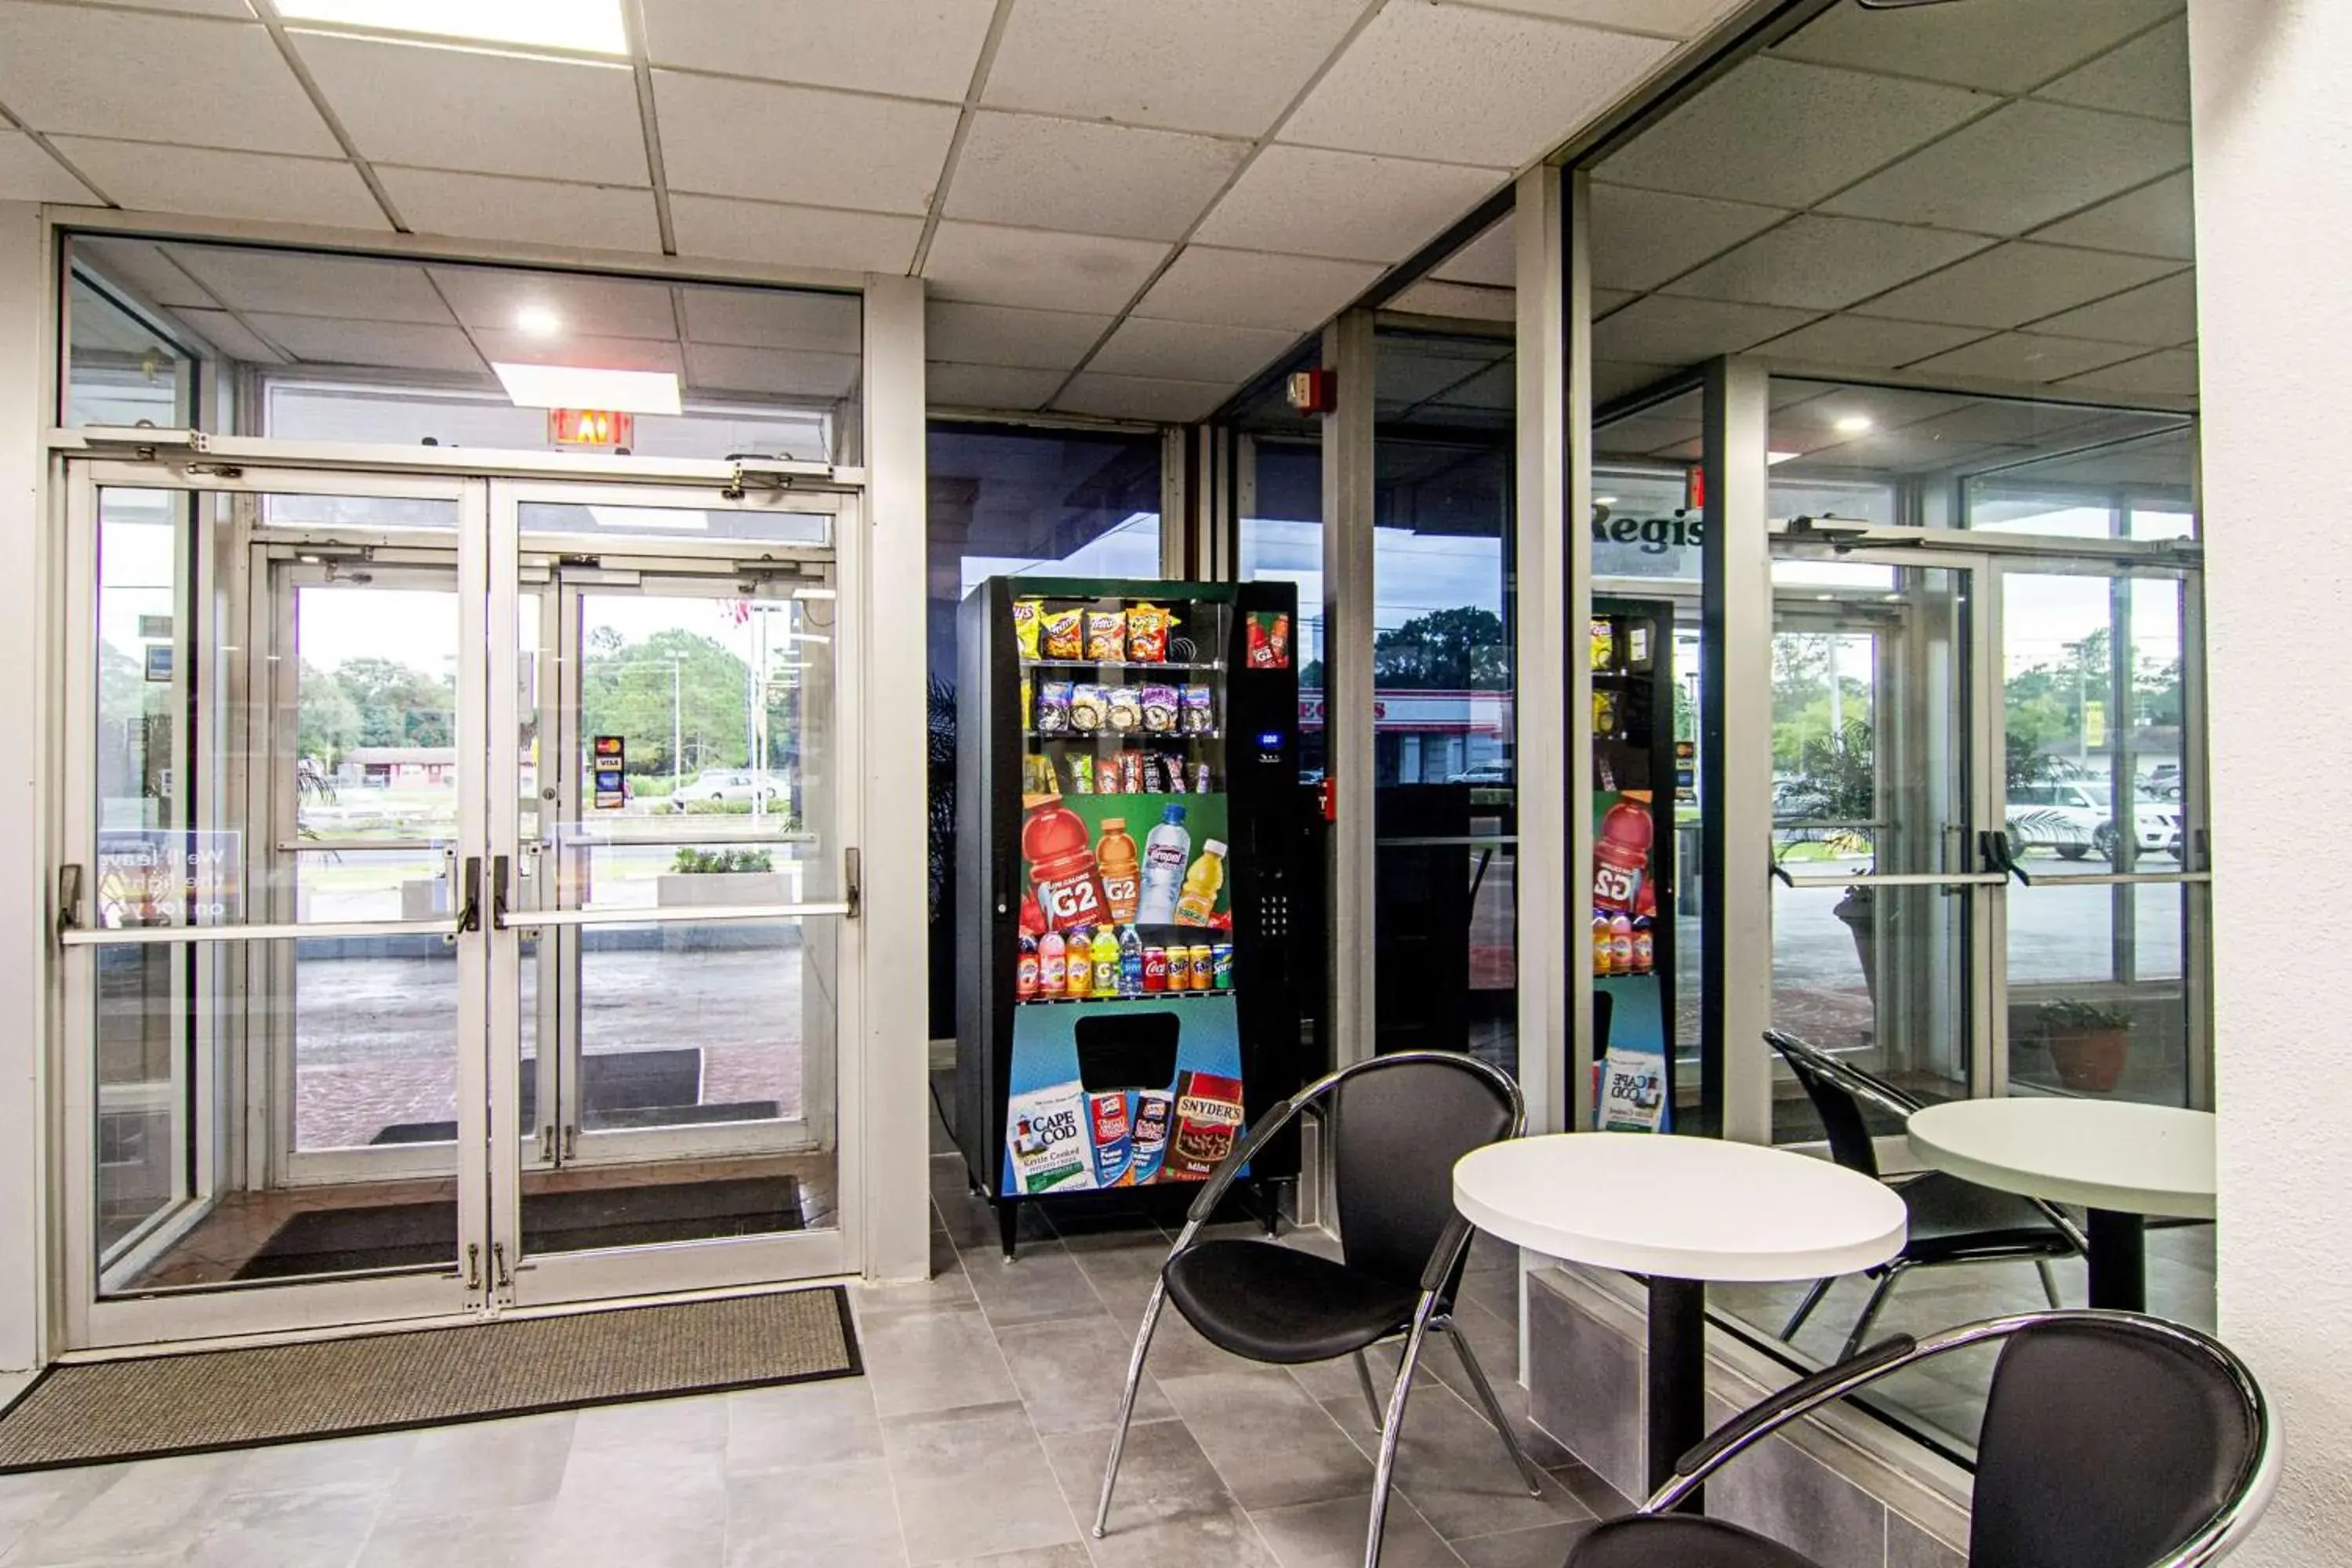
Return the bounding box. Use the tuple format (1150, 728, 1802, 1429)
(0, 1152, 1626, 1567)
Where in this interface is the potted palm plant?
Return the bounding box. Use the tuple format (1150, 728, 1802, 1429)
(2034, 998, 2134, 1093)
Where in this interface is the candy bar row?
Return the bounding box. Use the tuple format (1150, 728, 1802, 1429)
(1022, 750, 1214, 796)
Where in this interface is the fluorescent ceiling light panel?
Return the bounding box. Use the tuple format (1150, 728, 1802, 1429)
(492, 363, 681, 414)
(587, 507, 706, 532)
(1833, 414, 1875, 434)
(276, 0, 629, 56)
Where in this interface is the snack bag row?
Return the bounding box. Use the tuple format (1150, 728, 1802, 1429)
(1005, 1070, 1243, 1192)
(1014, 600, 1181, 664)
(1034, 681, 1214, 735)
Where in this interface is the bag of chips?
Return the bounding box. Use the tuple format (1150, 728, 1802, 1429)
(1066, 754, 1094, 793)
(1087, 609, 1127, 662)
(1126, 603, 1174, 663)
(1012, 599, 1044, 659)
(1043, 608, 1085, 660)
(1106, 686, 1143, 733)
(1181, 684, 1214, 735)
(1140, 684, 1178, 733)
(1070, 684, 1109, 732)
(1036, 681, 1072, 735)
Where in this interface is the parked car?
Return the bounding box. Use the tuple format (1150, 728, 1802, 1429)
(2142, 761, 2184, 800)
(670, 769, 782, 808)
(2007, 779, 2181, 860)
(1448, 760, 1514, 787)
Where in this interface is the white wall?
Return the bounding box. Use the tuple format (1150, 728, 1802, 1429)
(0, 202, 45, 1371)
(2187, 2, 2352, 1559)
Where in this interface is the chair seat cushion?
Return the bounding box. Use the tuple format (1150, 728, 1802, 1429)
(1163, 1240, 1421, 1365)
(1567, 1515, 1821, 1568)
(1897, 1171, 2075, 1263)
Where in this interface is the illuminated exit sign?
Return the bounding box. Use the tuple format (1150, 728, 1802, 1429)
(548, 408, 633, 448)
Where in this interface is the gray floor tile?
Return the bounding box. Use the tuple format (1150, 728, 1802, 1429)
(1158, 1370, 1374, 1512)
(881, 1403, 1080, 1566)
(217, 1434, 416, 1501)
(960, 1244, 1105, 1332)
(0, 1468, 131, 1558)
(1313, 1378, 1594, 1541)
(354, 1505, 550, 1568)
(724, 1456, 906, 1568)
(378, 1414, 575, 1521)
(182, 1484, 383, 1568)
(1447, 1519, 1596, 1568)
(1066, 1247, 1166, 1323)
(925, 1547, 1092, 1568)
(12, 1453, 235, 1565)
(725, 1377, 886, 1475)
(1040, 1419, 1277, 1568)
(1247, 1493, 1461, 1568)
(858, 1302, 1021, 1419)
(995, 1316, 1172, 1436)
(568, 1394, 726, 1457)
(855, 1265, 980, 1319)
(1548, 1462, 1635, 1523)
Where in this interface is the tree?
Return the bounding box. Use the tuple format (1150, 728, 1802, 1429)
(331, 656, 455, 748)
(297, 660, 360, 767)
(579, 629, 756, 777)
(1373, 607, 1511, 690)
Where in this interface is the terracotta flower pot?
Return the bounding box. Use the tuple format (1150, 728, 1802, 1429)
(2045, 1026, 2130, 1094)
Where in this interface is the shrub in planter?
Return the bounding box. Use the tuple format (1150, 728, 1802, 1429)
(2034, 997, 2133, 1094)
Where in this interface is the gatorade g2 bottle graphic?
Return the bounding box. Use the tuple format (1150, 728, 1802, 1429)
(1594, 796, 1653, 915)
(1023, 801, 1108, 933)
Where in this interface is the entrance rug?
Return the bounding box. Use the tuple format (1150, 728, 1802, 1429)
(0, 1287, 859, 1473)
(234, 1176, 802, 1279)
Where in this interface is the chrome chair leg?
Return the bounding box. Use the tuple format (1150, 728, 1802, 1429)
(1840, 1265, 1904, 1361)
(1365, 1297, 1440, 1568)
(2034, 1258, 2063, 1308)
(1781, 1278, 1833, 1340)
(1094, 1277, 1169, 1539)
(1352, 1348, 1386, 1435)
(1439, 1319, 1544, 1496)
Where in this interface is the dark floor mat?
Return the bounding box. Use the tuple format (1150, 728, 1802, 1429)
(368, 1047, 706, 1144)
(0, 1288, 858, 1473)
(234, 1176, 801, 1279)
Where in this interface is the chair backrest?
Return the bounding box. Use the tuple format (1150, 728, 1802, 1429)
(1973, 1316, 2270, 1568)
(1762, 1030, 1918, 1179)
(1325, 1052, 1519, 1294)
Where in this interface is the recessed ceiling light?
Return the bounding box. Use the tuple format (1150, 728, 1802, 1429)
(1595, 495, 1619, 506)
(493, 362, 681, 415)
(274, 0, 629, 56)
(1833, 414, 1875, 435)
(515, 305, 562, 339)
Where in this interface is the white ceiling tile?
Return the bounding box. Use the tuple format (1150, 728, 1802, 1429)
(1885, 401, 2116, 446)
(1772, 0, 2180, 94)
(1591, 294, 1819, 364)
(378, 169, 662, 254)
(669, 194, 924, 274)
(168, 245, 451, 321)
(49, 139, 387, 229)
(2028, 269, 2197, 346)
(1388, 278, 1514, 322)
(1281, 3, 1671, 169)
(1588, 183, 1789, 292)
(2030, 172, 2194, 260)
(686, 343, 861, 400)
(640, 0, 993, 101)
(48, 0, 257, 13)
(245, 314, 486, 373)
(0, 129, 96, 201)
(1599, 58, 1995, 209)
(1903, 331, 2146, 385)
(0, 6, 336, 155)
(1661, 215, 1992, 311)
(426, 266, 677, 340)
(654, 73, 956, 214)
(985, 0, 1362, 136)
(2036, 16, 2188, 122)
(1132, 245, 1380, 330)
(70, 238, 216, 309)
(1853, 242, 2181, 330)
(1089, 317, 1298, 383)
(922, 221, 1171, 313)
(1054, 371, 1229, 424)
(1748, 314, 1987, 369)
(1433, 216, 1514, 288)
(1591, 359, 1681, 405)
(467, 330, 684, 376)
(2057, 347, 2198, 400)
(293, 34, 646, 185)
(1784, 433, 2005, 474)
(171, 308, 288, 365)
(926, 302, 1112, 370)
(1194, 145, 1500, 263)
(683, 289, 862, 354)
(1457, 0, 1745, 38)
(926, 361, 1064, 411)
(1820, 101, 2189, 236)
(944, 114, 1246, 243)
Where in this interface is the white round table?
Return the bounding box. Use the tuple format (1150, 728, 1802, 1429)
(1907, 1098, 2215, 1312)
(1455, 1134, 1907, 1495)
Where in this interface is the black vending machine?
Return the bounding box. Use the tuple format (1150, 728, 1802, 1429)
(955, 577, 1305, 1257)
(1590, 597, 1680, 1131)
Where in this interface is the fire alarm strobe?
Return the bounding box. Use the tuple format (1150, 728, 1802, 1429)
(1285, 368, 1338, 416)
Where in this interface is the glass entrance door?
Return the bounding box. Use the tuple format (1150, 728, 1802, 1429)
(58, 462, 859, 1346)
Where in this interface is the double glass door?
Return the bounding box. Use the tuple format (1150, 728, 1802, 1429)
(58, 461, 860, 1348)
(1766, 544, 2208, 1143)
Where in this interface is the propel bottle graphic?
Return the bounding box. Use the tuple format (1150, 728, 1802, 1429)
(1134, 804, 1192, 924)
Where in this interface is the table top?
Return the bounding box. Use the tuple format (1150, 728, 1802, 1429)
(1907, 1098, 2216, 1220)
(1453, 1133, 1907, 1283)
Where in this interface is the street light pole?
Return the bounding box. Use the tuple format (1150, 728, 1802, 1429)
(671, 656, 683, 789)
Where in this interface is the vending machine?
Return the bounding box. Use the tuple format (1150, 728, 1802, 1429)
(1590, 597, 1679, 1131)
(955, 577, 1305, 1258)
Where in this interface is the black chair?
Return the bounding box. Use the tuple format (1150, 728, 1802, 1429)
(1094, 1051, 1541, 1568)
(1564, 1310, 2278, 1568)
(1765, 1029, 2085, 1356)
